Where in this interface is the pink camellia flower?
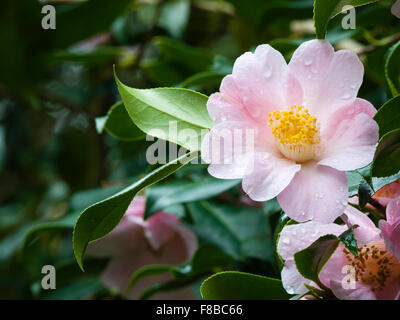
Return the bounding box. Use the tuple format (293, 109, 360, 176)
(278, 206, 400, 299)
(87, 196, 198, 299)
(379, 197, 400, 262)
(392, 0, 400, 19)
(201, 40, 379, 223)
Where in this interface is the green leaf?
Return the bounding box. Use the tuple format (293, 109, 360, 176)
(144, 178, 240, 218)
(350, 163, 400, 201)
(0, 212, 80, 261)
(96, 101, 145, 141)
(338, 227, 358, 256)
(187, 201, 273, 261)
(180, 71, 226, 90)
(374, 96, 400, 138)
(372, 171, 400, 192)
(385, 40, 400, 97)
(114, 68, 213, 151)
(294, 234, 339, 289)
(50, 47, 125, 65)
(200, 271, 292, 300)
(73, 151, 198, 270)
(153, 37, 214, 74)
(43, 278, 103, 300)
(358, 179, 374, 207)
(126, 244, 233, 299)
(313, 0, 380, 39)
(347, 170, 363, 197)
(50, 0, 133, 48)
(371, 129, 400, 178)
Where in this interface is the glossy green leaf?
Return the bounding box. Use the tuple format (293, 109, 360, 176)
(385, 40, 400, 97)
(371, 129, 400, 178)
(187, 201, 273, 261)
(374, 96, 400, 137)
(294, 234, 339, 289)
(73, 151, 198, 270)
(153, 37, 214, 73)
(115, 69, 213, 151)
(95, 101, 145, 141)
(144, 178, 240, 218)
(51, 47, 125, 65)
(338, 227, 358, 256)
(200, 271, 291, 300)
(358, 179, 374, 207)
(313, 0, 380, 39)
(347, 170, 363, 197)
(43, 278, 103, 300)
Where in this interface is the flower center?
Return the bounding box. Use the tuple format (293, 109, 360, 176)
(267, 106, 320, 162)
(343, 241, 400, 292)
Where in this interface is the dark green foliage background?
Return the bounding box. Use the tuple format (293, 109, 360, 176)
(0, 0, 399, 299)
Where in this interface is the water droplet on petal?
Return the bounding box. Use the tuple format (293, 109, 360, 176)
(282, 237, 290, 244)
(304, 59, 313, 66)
(341, 93, 351, 100)
(264, 66, 272, 79)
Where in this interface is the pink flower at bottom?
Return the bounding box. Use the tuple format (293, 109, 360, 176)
(379, 197, 400, 262)
(278, 206, 400, 299)
(87, 196, 198, 299)
(201, 39, 378, 223)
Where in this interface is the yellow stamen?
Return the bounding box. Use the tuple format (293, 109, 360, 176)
(267, 105, 320, 162)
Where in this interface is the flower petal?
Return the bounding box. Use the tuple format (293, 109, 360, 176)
(380, 220, 400, 262)
(278, 222, 346, 261)
(101, 235, 195, 299)
(145, 212, 181, 251)
(387, 197, 400, 225)
(289, 40, 363, 120)
(318, 100, 379, 171)
(281, 260, 314, 295)
(241, 152, 301, 201)
(206, 92, 252, 124)
(201, 121, 266, 179)
(230, 44, 288, 122)
(277, 163, 348, 223)
(330, 279, 376, 300)
(342, 205, 381, 246)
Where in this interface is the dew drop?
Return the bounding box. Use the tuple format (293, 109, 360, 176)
(282, 237, 290, 244)
(264, 66, 272, 79)
(341, 93, 351, 100)
(304, 59, 313, 66)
